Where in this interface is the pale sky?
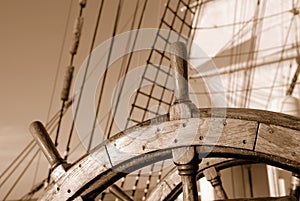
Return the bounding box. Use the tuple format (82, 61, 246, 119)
(0, 0, 164, 199)
(0, 0, 71, 167)
(0, 1, 77, 199)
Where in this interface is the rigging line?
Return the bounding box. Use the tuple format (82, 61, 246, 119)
(236, 0, 250, 107)
(64, 0, 105, 160)
(125, 0, 171, 128)
(87, 0, 123, 151)
(105, 0, 149, 138)
(231, 167, 236, 197)
(228, 0, 238, 106)
(287, 63, 293, 89)
(286, 12, 300, 96)
(104, 0, 141, 138)
(286, 61, 300, 96)
(20, 112, 111, 199)
(139, 0, 184, 122)
(189, 43, 298, 59)
(55, 0, 86, 147)
(232, 0, 243, 107)
(68, 110, 111, 156)
(20, 178, 45, 201)
(0, 101, 71, 186)
(190, 0, 203, 44)
(6, 104, 70, 188)
(146, 3, 195, 147)
(156, 160, 165, 184)
(243, 0, 266, 108)
(2, 150, 39, 201)
(153, 0, 194, 117)
(192, 82, 300, 95)
(126, 0, 195, 193)
(233, 0, 245, 107)
(194, 7, 299, 30)
(281, 0, 284, 46)
(126, 0, 177, 196)
(142, 163, 156, 200)
(31, 151, 42, 189)
(125, 0, 171, 129)
(142, 1, 194, 198)
(0, 108, 60, 181)
(0, 141, 34, 181)
(131, 170, 142, 197)
(217, 13, 254, 52)
(46, 0, 73, 123)
(189, 42, 300, 64)
(240, 165, 246, 197)
(0, 143, 37, 189)
(265, 14, 296, 109)
(22, 172, 45, 201)
(55, 101, 66, 147)
(69, 26, 150, 112)
(117, 0, 145, 32)
(68, 1, 149, 96)
(190, 48, 299, 79)
(282, 1, 299, 90)
(220, 6, 282, 57)
(142, 2, 194, 197)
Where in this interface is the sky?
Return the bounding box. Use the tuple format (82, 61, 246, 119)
(0, 0, 165, 199)
(0, 1, 78, 198)
(0, 0, 71, 168)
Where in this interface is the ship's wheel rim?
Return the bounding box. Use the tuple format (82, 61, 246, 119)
(38, 108, 300, 200)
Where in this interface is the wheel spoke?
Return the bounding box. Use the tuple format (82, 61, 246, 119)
(108, 184, 133, 201)
(172, 147, 199, 201)
(203, 167, 228, 199)
(289, 173, 300, 199)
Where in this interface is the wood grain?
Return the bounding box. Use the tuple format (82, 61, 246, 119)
(255, 123, 300, 163)
(36, 108, 300, 200)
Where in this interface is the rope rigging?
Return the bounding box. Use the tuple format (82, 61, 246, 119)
(286, 7, 300, 96)
(88, 0, 123, 152)
(3, 0, 300, 200)
(120, 0, 197, 198)
(242, 0, 266, 108)
(64, 0, 105, 160)
(41, 0, 88, 187)
(104, 0, 147, 139)
(55, 0, 87, 149)
(265, 14, 297, 108)
(0, 99, 72, 199)
(194, 7, 300, 30)
(46, 0, 73, 124)
(2, 150, 40, 201)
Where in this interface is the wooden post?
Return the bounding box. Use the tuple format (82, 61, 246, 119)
(170, 42, 199, 201)
(173, 147, 199, 201)
(30, 121, 69, 182)
(170, 41, 190, 103)
(108, 184, 133, 201)
(29, 121, 65, 169)
(290, 173, 300, 199)
(204, 167, 228, 199)
(169, 42, 198, 120)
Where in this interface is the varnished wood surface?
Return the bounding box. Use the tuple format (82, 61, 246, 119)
(256, 124, 300, 163)
(197, 108, 300, 130)
(147, 158, 246, 201)
(216, 196, 297, 201)
(37, 108, 300, 200)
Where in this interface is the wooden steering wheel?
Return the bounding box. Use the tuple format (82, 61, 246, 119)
(29, 42, 300, 201)
(30, 108, 300, 201)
